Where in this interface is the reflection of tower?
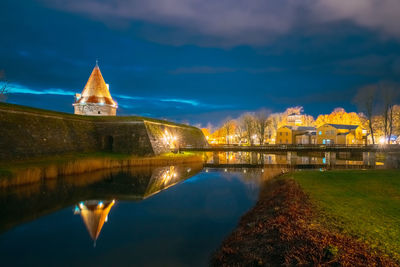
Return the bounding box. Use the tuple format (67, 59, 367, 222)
(74, 200, 115, 245)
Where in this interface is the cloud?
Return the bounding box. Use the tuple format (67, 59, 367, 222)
(7, 83, 230, 110)
(41, 0, 400, 45)
(313, 0, 400, 37)
(8, 83, 75, 96)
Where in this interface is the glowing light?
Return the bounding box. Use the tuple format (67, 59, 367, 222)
(379, 137, 386, 144)
(224, 168, 228, 172)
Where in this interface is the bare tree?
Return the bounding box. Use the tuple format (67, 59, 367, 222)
(234, 119, 246, 145)
(254, 109, 271, 145)
(242, 113, 255, 145)
(222, 117, 235, 144)
(381, 83, 399, 144)
(354, 85, 377, 144)
(267, 113, 282, 143)
(0, 70, 9, 102)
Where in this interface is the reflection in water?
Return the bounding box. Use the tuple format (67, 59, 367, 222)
(0, 163, 202, 234)
(74, 200, 115, 245)
(0, 163, 263, 266)
(205, 151, 400, 168)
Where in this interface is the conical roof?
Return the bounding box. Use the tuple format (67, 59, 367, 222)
(75, 64, 117, 106)
(79, 200, 115, 241)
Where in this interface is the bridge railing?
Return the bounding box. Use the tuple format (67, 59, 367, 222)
(181, 144, 400, 151)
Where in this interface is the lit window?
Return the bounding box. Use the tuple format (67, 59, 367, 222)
(319, 131, 322, 135)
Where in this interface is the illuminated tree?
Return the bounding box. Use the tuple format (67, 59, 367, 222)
(234, 118, 246, 145)
(254, 109, 271, 145)
(381, 83, 399, 143)
(242, 113, 256, 145)
(354, 85, 378, 144)
(315, 108, 363, 127)
(222, 117, 236, 144)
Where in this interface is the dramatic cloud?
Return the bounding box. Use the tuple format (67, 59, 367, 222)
(41, 0, 400, 45)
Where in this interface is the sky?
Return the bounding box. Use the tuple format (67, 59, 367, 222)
(1, 0, 400, 127)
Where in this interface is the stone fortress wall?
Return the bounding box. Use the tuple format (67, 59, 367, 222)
(0, 103, 208, 160)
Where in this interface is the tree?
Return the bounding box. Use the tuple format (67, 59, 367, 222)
(315, 108, 363, 127)
(253, 109, 271, 145)
(381, 83, 399, 143)
(234, 118, 246, 145)
(222, 117, 235, 144)
(354, 85, 378, 144)
(242, 113, 255, 145)
(0, 70, 8, 102)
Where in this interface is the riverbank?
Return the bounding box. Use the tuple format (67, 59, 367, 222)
(0, 152, 203, 187)
(212, 171, 399, 266)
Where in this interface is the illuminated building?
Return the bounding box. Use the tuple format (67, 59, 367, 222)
(73, 61, 117, 116)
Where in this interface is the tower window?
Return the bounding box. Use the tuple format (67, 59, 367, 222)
(98, 111, 101, 114)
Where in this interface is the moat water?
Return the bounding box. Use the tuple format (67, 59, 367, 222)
(0, 151, 398, 266)
(0, 164, 263, 266)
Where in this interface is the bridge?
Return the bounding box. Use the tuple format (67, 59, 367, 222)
(203, 163, 377, 169)
(181, 144, 400, 153)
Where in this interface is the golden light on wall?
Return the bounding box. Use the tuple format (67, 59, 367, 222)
(162, 129, 178, 148)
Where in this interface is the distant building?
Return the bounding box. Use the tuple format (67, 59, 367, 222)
(276, 126, 316, 144)
(287, 113, 303, 126)
(316, 124, 367, 145)
(73, 62, 117, 116)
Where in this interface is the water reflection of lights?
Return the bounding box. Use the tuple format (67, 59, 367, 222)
(74, 199, 116, 244)
(161, 166, 178, 185)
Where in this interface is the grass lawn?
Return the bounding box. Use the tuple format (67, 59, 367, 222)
(292, 170, 400, 261)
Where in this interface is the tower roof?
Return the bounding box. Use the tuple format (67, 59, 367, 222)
(75, 64, 117, 106)
(79, 200, 115, 242)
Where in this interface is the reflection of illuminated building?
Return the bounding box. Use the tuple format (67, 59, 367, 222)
(74, 200, 115, 245)
(144, 166, 180, 197)
(160, 166, 177, 185)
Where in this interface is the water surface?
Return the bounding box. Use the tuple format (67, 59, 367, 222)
(0, 164, 263, 266)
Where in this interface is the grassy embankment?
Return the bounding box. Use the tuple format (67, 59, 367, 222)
(293, 170, 400, 262)
(0, 151, 203, 187)
(0, 102, 198, 128)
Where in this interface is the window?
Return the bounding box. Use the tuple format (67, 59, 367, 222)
(319, 131, 322, 135)
(280, 132, 282, 136)
(286, 132, 288, 136)
(323, 139, 326, 144)
(98, 111, 101, 114)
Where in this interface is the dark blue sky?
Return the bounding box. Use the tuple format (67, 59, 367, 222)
(1, 0, 400, 126)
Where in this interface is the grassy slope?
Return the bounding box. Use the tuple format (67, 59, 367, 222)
(0, 102, 199, 129)
(292, 170, 400, 261)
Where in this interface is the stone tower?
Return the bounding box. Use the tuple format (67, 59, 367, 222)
(73, 62, 117, 116)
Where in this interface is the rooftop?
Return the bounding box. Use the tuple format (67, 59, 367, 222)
(326, 124, 359, 130)
(74, 63, 117, 107)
